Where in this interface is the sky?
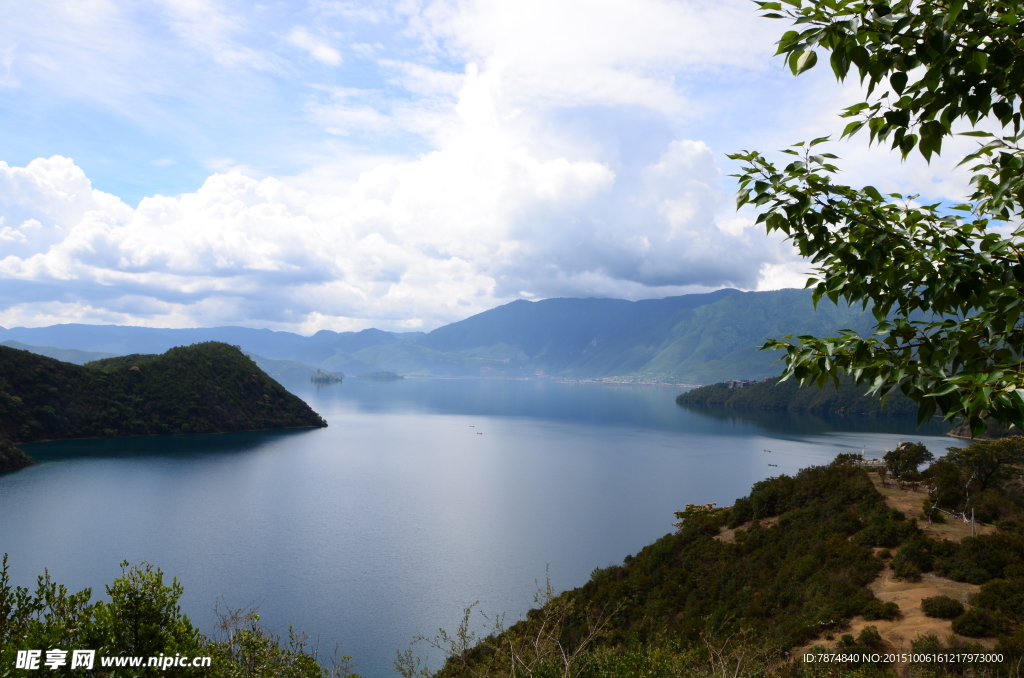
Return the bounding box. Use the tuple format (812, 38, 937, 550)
(0, 0, 975, 333)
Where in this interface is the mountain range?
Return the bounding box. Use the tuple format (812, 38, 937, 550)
(0, 288, 878, 384)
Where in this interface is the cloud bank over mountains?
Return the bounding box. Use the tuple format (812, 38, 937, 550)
(0, 139, 795, 332)
(0, 0, 964, 332)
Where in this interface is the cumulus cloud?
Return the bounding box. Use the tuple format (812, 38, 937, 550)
(1, 0, 891, 332)
(0, 138, 795, 332)
(286, 27, 342, 66)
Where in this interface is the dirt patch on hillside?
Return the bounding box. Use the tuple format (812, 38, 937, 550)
(859, 570, 989, 649)
(791, 472, 999, 672)
(715, 516, 779, 544)
(794, 570, 991, 673)
(868, 472, 995, 542)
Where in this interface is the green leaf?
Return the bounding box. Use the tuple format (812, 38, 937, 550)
(862, 185, 883, 200)
(841, 120, 866, 139)
(889, 71, 908, 95)
(946, 0, 964, 25)
(791, 50, 818, 75)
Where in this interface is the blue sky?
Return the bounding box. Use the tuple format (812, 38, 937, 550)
(0, 0, 970, 333)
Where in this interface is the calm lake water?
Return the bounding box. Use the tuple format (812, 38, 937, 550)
(1, 378, 966, 677)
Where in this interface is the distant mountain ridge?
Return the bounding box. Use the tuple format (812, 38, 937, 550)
(0, 288, 879, 384)
(0, 340, 117, 365)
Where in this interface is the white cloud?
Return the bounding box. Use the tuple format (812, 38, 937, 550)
(2, 0, 978, 333)
(0, 138, 794, 331)
(286, 27, 342, 66)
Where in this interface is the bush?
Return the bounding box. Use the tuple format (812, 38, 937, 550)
(911, 634, 989, 676)
(952, 608, 1012, 638)
(862, 600, 900, 621)
(891, 558, 921, 582)
(890, 535, 957, 581)
(935, 532, 1024, 584)
(970, 577, 1024, 620)
(856, 626, 884, 651)
(996, 518, 1024, 535)
(920, 596, 965, 619)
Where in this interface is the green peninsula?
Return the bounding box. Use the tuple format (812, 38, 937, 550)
(676, 376, 918, 416)
(0, 341, 327, 471)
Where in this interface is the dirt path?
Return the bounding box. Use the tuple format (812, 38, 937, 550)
(789, 472, 995, 673)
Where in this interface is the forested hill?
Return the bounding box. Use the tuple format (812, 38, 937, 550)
(0, 342, 327, 470)
(676, 376, 918, 416)
(0, 288, 879, 383)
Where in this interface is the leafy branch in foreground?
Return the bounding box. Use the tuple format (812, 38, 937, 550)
(733, 0, 1024, 436)
(0, 555, 359, 678)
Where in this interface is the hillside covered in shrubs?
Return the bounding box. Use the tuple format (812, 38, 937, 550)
(0, 342, 327, 471)
(405, 444, 1024, 678)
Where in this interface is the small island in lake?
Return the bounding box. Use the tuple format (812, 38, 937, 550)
(310, 369, 343, 385)
(357, 371, 403, 381)
(0, 341, 328, 472)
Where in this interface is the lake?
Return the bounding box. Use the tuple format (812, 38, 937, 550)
(0, 378, 966, 677)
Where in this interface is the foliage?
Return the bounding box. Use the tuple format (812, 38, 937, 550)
(952, 608, 1013, 638)
(972, 576, 1024, 623)
(85, 354, 160, 371)
(398, 575, 618, 678)
(0, 555, 358, 678)
(407, 462, 915, 678)
(920, 595, 965, 619)
(886, 520, 1024, 585)
(925, 438, 1024, 520)
(397, 460, 1024, 677)
(205, 602, 357, 678)
(948, 417, 1018, 439)
(86, 561, 202, 665)
(733, 0, 1024, 437)
(0, 436, 33, 473)
(676, 376, 918, 415)
(0, 342, 326, 446)
(883, 442, 934, 480)
(908, 634, 991, 676)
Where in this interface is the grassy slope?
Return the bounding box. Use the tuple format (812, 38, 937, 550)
(0, 341, 326, 445)
(676, 377, 919, 416)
